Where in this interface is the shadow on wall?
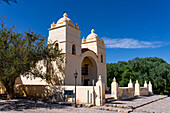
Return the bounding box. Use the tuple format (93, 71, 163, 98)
(16, 85, 65, 102)
(15, 75, 106, 105)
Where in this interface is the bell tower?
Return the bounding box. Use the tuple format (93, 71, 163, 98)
(48, 13, 82, 85)
(48, 13, 81, 56)
(81, 29, 106, 63)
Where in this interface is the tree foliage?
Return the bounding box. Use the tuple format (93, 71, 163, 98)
(43, 40, 65, 85)
(107, 57, 170, 95)
(0, 0, 17, 5)
(0, 17, 63, 99)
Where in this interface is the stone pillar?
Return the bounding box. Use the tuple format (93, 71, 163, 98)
(111, 77, 118, 100)
(135, 80, 140, 96)
(128, 79, 133, 88)
(95, 75, 105, 106)
(144, 81, 147, 88)
(148, 81, 153, 94)
(89, 93, 92, 104)
(92, 92, 95, 105)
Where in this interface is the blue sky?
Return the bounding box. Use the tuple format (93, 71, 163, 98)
(0, 0, 170, 63)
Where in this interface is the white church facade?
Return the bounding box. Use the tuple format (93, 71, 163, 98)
(49, 13, 107, 86)
(17, 13, 107, 88)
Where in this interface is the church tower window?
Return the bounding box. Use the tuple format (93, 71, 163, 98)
(55, 43, 59, 51)
(72, 44, 76, 55)
(101, 55, 103, 63)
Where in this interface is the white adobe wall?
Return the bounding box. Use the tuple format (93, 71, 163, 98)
(65, 54, 81, 85)
(81, 41, 98, 54)
(98, 63, 107, 88)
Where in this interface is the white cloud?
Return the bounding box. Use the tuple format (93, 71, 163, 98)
(102, 37, 163, 48)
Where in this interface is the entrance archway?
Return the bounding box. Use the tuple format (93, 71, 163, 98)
(81, 56, 97, 86)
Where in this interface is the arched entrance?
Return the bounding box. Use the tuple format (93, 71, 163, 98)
(81, 56, 97, 86)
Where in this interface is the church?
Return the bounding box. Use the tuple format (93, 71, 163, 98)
(18, 13, 107, 88)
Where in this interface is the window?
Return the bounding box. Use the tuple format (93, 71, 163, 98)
(72, 44, 76, 55)
(101, 55, 103, 63)
(55, 43, 59, 51)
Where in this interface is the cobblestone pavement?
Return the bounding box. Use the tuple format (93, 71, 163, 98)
(133, 97, 170, 113)
(0, 96, 169, 113)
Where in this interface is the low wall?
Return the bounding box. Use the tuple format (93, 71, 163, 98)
(16, 76, 105, 106)
(16, 85, 94, 103)
(118, 87, 134, 100)
(111, 78, 153, 100)
(140, 87, 148, 96)
(61, 86, 94, 103)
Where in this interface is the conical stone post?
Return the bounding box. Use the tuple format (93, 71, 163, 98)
(111, 77, 118, 100)
(95, 75, 105, 106)
(144, 81, 147, 88)
(128, 79, 133, 88)
(148, 81, 153, 94)
(135, 80, 140, 96)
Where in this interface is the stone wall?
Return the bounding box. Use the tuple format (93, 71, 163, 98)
(140, 87, 148, 96)
(111, 78, 134, 100)
(135, 80, 150, 96)
(111, 78, 153, 100)
(118, 87, 134, 100)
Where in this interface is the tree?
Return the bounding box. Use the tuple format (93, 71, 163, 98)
(0, 0, 17, 5)
(42, 40, 65, 85)
(107, 57, 170, 95)
(0, 17, 63, 99)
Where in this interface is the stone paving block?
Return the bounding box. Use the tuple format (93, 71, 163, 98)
(91, 106, 133, 113)
(106, 95, 167, 109)
(134, 97, 170, 113)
